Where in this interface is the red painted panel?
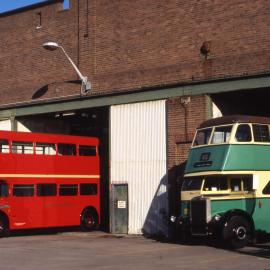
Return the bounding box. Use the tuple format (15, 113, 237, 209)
(0, 130, 100, 231)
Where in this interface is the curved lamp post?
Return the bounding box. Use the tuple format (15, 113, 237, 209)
(42, 41, 91, 95)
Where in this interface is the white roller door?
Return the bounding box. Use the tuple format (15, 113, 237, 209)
(110, 100, 168, 236)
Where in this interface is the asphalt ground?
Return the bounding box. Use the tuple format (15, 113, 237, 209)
(0, 230, 269, 270)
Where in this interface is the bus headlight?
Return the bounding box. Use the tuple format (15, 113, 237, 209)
(214, 214, 221, 222)
(170, 215, 176, 223)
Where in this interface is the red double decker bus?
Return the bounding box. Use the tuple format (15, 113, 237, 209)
(0, 130, 100, 236)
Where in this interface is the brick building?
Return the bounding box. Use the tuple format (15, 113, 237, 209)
(0, 0, 270, 236)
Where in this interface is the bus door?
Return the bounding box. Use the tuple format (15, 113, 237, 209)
(10, 183, 43, 229)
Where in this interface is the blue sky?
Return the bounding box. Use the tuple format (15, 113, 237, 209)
(0, 0, 69, 13)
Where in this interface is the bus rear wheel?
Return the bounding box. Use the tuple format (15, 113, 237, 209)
(80, 208, 98, 231)
(222, 215, 251, 249)
(0, 216, 9, 237)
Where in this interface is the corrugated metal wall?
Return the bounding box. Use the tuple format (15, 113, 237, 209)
(0, 120, 11, 131)
(110, 100, 168, 236)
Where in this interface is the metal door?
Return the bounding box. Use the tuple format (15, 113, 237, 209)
(111, 184, 128, 234)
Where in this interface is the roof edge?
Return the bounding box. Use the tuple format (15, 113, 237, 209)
(199, 115, 270, 128)
(0, 0, 63, 17)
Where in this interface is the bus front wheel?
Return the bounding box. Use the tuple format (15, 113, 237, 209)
(0, 216, 9, 237)
(80, 208, 98, 231)
(222, 215, 251, 249)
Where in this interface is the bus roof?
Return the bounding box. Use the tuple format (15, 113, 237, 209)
(0, 130, 99, 145)
(199, 115, 270, 129)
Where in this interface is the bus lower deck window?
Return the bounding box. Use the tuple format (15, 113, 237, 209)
(13, 185, 34, 197)
(0, 181, 8, 197)
(80, 184, 97, 195)
(37, 184, 57, 196)
(203, 177, 228, 191)
(59, 184, 78, 196)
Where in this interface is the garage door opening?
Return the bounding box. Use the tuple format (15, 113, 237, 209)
(211, 87, 270, 116)
(15, 107, 110, 232)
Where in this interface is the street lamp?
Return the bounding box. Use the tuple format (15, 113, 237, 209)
(42, 41, 91, 95)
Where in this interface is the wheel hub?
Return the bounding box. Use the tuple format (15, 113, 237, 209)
(234, 226, 246, 240)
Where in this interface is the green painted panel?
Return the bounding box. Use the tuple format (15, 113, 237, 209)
(185, 145, 230, 174)
(211, 198, 270, 233)
(185, 144, 270, 174)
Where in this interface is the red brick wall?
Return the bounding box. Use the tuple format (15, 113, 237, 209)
(166, 95, 209, 215)
(1, 0, 270, 106)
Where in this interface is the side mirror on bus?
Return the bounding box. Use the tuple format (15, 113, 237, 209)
(252, 174, 259, 190)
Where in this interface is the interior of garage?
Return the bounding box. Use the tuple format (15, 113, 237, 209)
(211, 88, 270, 116)
(15, 106, 110, 232)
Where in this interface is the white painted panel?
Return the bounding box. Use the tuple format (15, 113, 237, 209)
(0, 120, 11, 131)
(110, 100, 168, 236)
(17, 121, 31, 132)
(212, 102, 222, 118)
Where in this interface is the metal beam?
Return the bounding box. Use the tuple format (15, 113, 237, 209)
(0, 75, 270, 118)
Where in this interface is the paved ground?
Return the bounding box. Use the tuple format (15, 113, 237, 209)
(0, 230, 269, 270)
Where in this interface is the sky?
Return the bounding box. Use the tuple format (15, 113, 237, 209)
(0, 0, 69, 13)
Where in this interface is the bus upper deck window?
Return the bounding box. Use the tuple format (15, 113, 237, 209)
(211, 125, 232, 144)
(79, 145, 97, 156)
(12, 141, 34, 154)
(36, 143, 56, 155)
(235, 124, 252, 142)
(252, 124, 270, 142)
(193, 128, 212, 146)
(0, 139, 9, 153)
(58, 143, 76, 156)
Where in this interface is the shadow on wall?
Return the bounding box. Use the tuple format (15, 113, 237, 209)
(142, 162, 187, 240)
(142, 173, 169, 239)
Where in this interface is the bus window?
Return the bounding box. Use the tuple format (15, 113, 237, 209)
(252, 124, 270, 142)
(230, 178, 241, 192)
(80, 184, 97, 195)
(203, 177, 228, 191)
(211, 126, 232, 144)
(182, 177, 203, 191)
(0, 140, 9, 154)
(13, 184, 34, 197)
(193, 128, 212, 146)
(59, 184, 78, 196)
(79, 145, 96, 156)
(12, 141, 34, 154)
(242, 177, 253, 191)
(36, 143, 56, 155)
(235, 124, 252, 142)
(37, 184, 57, 196)
(0, 181, 8, 197)
(262, 181, 270, 194)
(58, 144, 76, 156)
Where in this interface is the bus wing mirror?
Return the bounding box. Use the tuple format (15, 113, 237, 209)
(253, 174, 259, 190)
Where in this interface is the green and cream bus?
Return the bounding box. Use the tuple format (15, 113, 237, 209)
(172, 115, 270, 248)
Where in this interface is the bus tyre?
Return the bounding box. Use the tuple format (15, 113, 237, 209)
(80, 208, 98, 231)
(222, 216, 250, 249)
(0, 216, 9, 238)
